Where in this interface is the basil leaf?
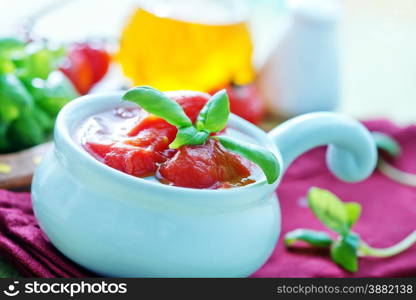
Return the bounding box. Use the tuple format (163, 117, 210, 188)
(307, 187, 350, 236)
(372, 132, 401, 158)
(216, 136, 280, 184)
(330, 232, 360, 272)
(169, 126, 210, 149)
(344, 202, 361, 227)
(196, 89, 229, 132)
(123, 86, 192, 127)
(284, 229, 333, 248)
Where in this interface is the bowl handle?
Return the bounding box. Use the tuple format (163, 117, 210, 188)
(267, 112, 377, 182)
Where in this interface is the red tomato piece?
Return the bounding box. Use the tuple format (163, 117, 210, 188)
(104, 147, 166, 177)
(223, 84, 265, 124)
(127, 115, 175, 137)
(60, 47, 94, 95)
(157, 139, 252, 189)
(127, 90, 210, 142)
(60, 42, 110, 95)
(165, 91, 210, 122)
(75, 42, 111, 84)
(85, 142, 114, 160)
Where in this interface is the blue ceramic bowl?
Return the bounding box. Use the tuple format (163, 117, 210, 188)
(32, 92, 377, 277)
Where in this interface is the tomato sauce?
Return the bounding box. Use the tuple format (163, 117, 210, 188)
(77, 92, 261, 189)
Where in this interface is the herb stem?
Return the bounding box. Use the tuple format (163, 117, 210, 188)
(358, 231, 416, 258)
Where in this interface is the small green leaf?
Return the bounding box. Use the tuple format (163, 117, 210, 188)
(169, 126, 210, 149)
(344, 202, 361, 227)
(196, 89, 230, 132)
(372, 132, 401, 158)
(216, 136, 280, 184)
(284, 229, 333, 248)
(123, 86, 192, 127)
(307, 188, 350, 236)
(330, 232, 360, 272)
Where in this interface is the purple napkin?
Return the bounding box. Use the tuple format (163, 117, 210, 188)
(0, 190, 89, 277)
(252, 120, 416, 277)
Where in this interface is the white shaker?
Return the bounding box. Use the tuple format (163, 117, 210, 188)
(258, 0, 342, 116)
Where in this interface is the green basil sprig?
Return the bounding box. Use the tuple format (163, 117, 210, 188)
(216, 136, 280, 184)
(123, 86, 280, 184)
(196, 89, 229, 132)
(123, 86, 192, 127)
(284, 187, 416, 272)
(284, 229, 333, 248)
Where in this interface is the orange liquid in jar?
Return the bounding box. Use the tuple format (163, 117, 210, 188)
(117, 7, 254, 92)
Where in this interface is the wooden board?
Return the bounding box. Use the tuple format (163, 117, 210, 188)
(0, 142, 52, 190)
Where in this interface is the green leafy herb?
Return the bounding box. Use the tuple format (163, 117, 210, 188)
(122, 86, 192, 127)
(284, 229, 333, 248)
(169, 126, 209, 149)
(196, 89, 229, 132)
(216, 136, 279, 184)
(284, 187, 416, 272)
(122, 86, 281, 184)
(344, 202, 361, 228)
(330, 232, 360, 272)
(307, 187, 352, 236)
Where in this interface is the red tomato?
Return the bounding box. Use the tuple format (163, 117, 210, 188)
(224, 84, 265, 125)
(165, 91, 210, 122)
(75, 42, 111, 84)
(60, 47, 94, 95)
(157, 139, 252, 189)
(86, 91, 210, 178)
(127, 91, 210, 137)
(105, 147, 167, 177)
(60, 42, 110, 95)
(85, 142, 113, 159)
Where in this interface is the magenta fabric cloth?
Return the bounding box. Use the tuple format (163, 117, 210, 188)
(0, 190, 89, 277)
(0, 120, 415, 277)
(252, 120, 416, 277)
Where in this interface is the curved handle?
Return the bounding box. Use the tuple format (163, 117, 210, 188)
(267, 112, 377, 182)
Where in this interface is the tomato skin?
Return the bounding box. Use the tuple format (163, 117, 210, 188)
(60, 42, 110, 95)
(85, 142, 113, 159)
(127, 115, 174, 138)
(85, 91, 256, 188)
(105, 147, 166, 177)
(127, 91, 209, 138)
(76, 42, 111, 84)
(60, 48, 94, 95)
(165, 91, 210, 122)
(225, 84, 265, 125)
(157, 139, 251, 189)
